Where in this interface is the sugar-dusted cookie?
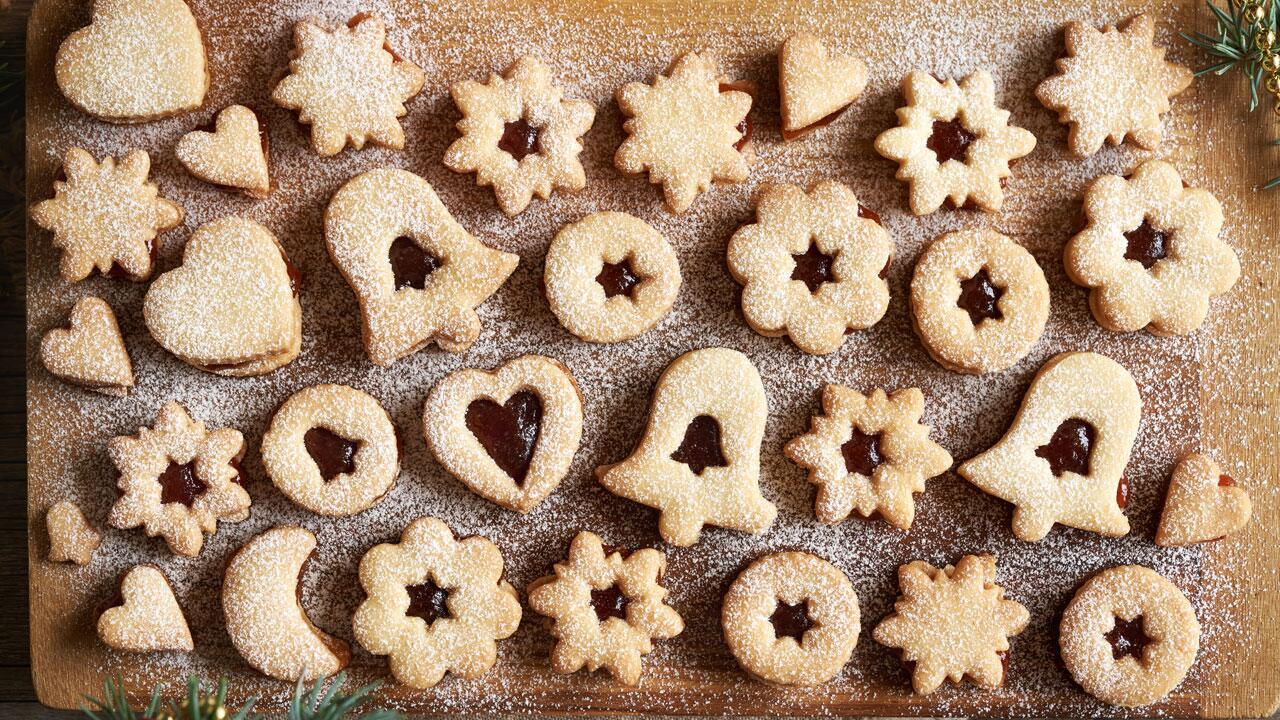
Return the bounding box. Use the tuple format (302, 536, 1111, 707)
(875, 71, 1035, 215)
(873, 555, 1029, 694)
(176, 105, 271, 197)
(39, 297, 134, 396)
(1036, 15, 1193, 156)
(1156, 453, 1252, 547)
(959, 352, 1139, 541)
(785, 386, 951, 530)
(1065, 160, 1238, 336)
(543, 212, 681, 343)
(262, 384, 399, 517)
(107, 402, 248, 557)
(615, 52, 753, 213)
(778, 32, 867, 139)
(98, 565, 193, 653)
(354, 517, 521, 689)
(727, 181, 892, 355)
(424, 355, 583, 513)
(910, 228, 1050, 374)
(223, 526, 351, 682)
(144, 216, 301, 376)
(54, 0, 208, 122)
(596, 347, 777, 546)
(31, 148, 183, 283)
(722, 551, 860, 686)
(325, 167, 519, 366)
(46, 500, 100, 565)
(1060, 565, 1200, 707)
(444, 55, 596, 216)
(272, 14, 425, 156)
(527, 531, 683, 686)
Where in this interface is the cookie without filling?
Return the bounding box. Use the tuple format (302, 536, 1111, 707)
(39, 297, 134, 396)
(98, 565, 193, 653)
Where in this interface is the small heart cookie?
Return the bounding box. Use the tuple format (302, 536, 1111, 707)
(176, 105, 271, 197)
(98, 565, 193, 653)
(46, 500, 100, 565)
(55, 0, 209, 122)
(144, 216, 302, 376)
(1156, 453, 1252, 546)
(779, 32, 867, 140)
(40, 297, 134, 396)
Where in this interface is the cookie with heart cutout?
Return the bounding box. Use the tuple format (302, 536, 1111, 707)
(54, 0, 208, 122)
(46, 500, 101, 565)
(39, 296, 134, 396)
(778, 32, 867, 140)
(176, 105, 271, 197)
(143, 216, 302, 377)
(325, 167, 519, 366)
(97, 565, 193, 653)
(424, 355, 584, 513)
(1155, 452, 1252, 546)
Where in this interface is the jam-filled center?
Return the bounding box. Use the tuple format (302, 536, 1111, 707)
(499, 118, 541, 161)
(596, 257, 642, 299)
(791, 242, 837, 294)
(159, 461, 208, 507)
(590, 585, 629, 622)
(1105, 615, 1151, 661)
(671, 415, 729, 475)
(770, 600, 813, 642)
(957, 268, 1005, 325)
(1035, 418, 1096, 477)
(465, 391, 543, 485)
(1123, 218, 1170, 270)
(389, 236, 441, 291)
(406, 578, 452, 625)
(304, 427, 358, 481)
(927, 118, 977, 164)
(842, 427, 884, 477)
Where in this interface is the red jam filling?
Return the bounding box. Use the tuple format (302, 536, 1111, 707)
(1105, 615, 1150, 661)
(590, 585, 629, 622)
(841, 427, 884, 477)
(304, 427, 357, 481)
(596, 257, 642, 299)
(791, 243, 836, 293)
(769, 600, 813, 642)
(406, 578, 451, 625)
(1219, 474, 1235, 487)
(671, 415, 728, 475)
(927, 118, 977, 163)
(389, 236, 441, 291)
(1035, 419, 1095, 477)
(465, 391, 542, 485)
(1123, 219, 1170, 270)
(280, 249, 302, 297)
(159, 461, 208, 507)
(498, 118, 541, 161)
(957, 268, 1004, 326)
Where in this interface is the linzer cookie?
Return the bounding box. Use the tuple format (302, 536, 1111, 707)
(176, 105, 271, 197)
(46, 500, 100, 566)
(39, 297, 134, 396)
(1156, 453, 1252, 547)
(778, 32, 867, 139)
(97, 565, 193, 653)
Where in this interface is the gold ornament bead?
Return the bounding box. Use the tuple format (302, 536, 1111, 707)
(1259, 30, 1277, 50)
(1265, 54, 1280, 74)
(1274, 98, 1280, 117)
(1249, 3, 1267, 24)
(1268, 75, 1280, 95)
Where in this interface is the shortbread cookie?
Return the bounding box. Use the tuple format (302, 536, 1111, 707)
(55, 0, 208, 122)
(31, 148, 183, 282)
(107, 402, 248, 557)
(728, 181, 893, 355)
(353, 517, 522, 688)
(444, 55, 596, 216)
(144, 216, 301, 376)
(262, 384, 399, 517)
(910, 228, 1050, 374)
(1156, 453, 1252, 546)
(615, 52, 753, 213)
(873, 555, 1029, 694)
(784, 386, 952, 530)
(176, 105, 271, 197)
(527, 531, 683, 685)
(273, 14, 425, 156)
(223, 526, 351, 682)
(1060, 565, 1200, 707)
(722, 551, 860, 686)
(875, 71, 1035, 215)
(424, 355, 583, 513)
(959, 352, 1139, 541)
(98, 565, 193, 653)
(325, 167, 519, 365)
(543, 212, 681, 343)
(1036, 15, 1193, 156)
(778, 32, 867, 139)
(39, 297, 134, 396)
(1065, 160, 1238, 336)
(596, 347, 777, 546)
(46, 500, 100, 565)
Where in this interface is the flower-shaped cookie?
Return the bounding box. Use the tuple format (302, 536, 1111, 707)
(353, 517, 522, 689)
(445, 56, 596, 216)
(785, 386, 952, 530)
(1036, 15, 1193, 156)
(1065, 160, 1238, 335)
(272, 14, 425, 156)
(527, 531, 683, 685)
(31, 148, 183, 282)
(875, 71, 1035, 215)
(727, 181, 893, 354)
(107, 402, 248, 556)
(615, 52, 752, 213)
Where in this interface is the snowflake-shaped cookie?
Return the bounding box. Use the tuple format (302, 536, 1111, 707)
(107, 402, 248, 557)
(444, 55, 596, 216)
(272, 15, 425, 156)
(874, 71, 1035, 215)
(1036, 15, 1192, 156)
(873, 555, 1030, 694)
(31, 148, 183, 283)
(615, 52, 752, 213)
(1065, 160, 1238, 335)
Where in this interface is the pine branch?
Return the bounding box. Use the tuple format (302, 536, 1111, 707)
(80, 674, 402, 720)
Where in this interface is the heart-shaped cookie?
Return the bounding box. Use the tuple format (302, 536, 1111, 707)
(97, 565, 193, 652)
(144, 216, 301, 376)
(176, 105, 271, 197)
(424, 355, 583, 513)
(1156, 453, 1252, 546)
(779, 32, 867, 139)
(55, 0, 209, 123)
(39, 296, 134, 396)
